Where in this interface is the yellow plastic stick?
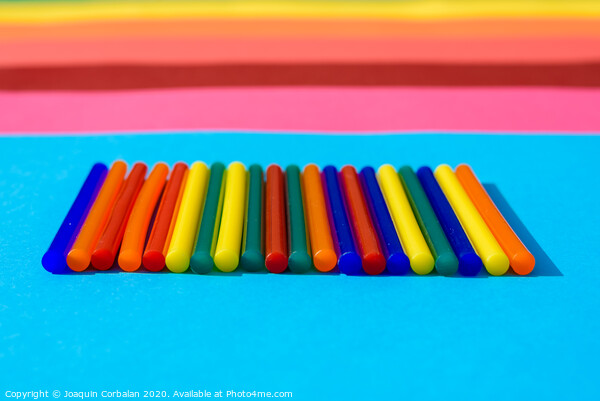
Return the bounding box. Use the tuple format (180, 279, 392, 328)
(377, 165, 434, 275)
(1, 1, 599, 24)
(165, 161, 209, 273)
(434, 165, 509, 276)
(214, 162, 247, 272)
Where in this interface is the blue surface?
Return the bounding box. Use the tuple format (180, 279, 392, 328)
(0, 133, 599, 401)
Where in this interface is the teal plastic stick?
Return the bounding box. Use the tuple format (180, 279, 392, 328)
(240, 164, 265, 272)
(190, 162, 225, 274)
(285, 165, 312, 273)
(398, 166, 458, 276)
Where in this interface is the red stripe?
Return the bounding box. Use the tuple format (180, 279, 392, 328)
(1, 63, 600, 90)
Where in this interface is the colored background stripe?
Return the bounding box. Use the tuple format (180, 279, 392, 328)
(2, 18, 600, 41)
(2, 88, 600, 134)
(1, 1, 599, 23)
(2, 64, 599, 90)
(2, 37, 599, 66)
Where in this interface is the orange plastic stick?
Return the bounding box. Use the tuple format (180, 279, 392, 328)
(118, 163, 169, 271)
(455, 164, 535, 275)
(302, 164, 337, 272)
(142, 162, 188, 271)
(66, 161, 127, 272)
(91, 163, 147, 270)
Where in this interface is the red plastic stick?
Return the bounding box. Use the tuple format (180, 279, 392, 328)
(91, 163, 147, 270)
(340, 166, 386, 275)
(142, 162, 188, 271)
(265, 164, 288, 273)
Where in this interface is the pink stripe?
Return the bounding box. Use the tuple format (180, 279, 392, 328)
(1, 87, 599, 134)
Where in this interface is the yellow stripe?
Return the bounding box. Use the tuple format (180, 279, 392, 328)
(434, 164, 509, 276)
(1, 1, 599, 24)
(165, 161, 209, 273)
(377, 164, 434, 275)
(214, 161, 247, 272)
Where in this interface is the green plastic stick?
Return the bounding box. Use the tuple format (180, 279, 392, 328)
(240, 164, 265, 271)
(285, 165, 312, 273)
(190, 162, 226, 274)
(398, 166, 458, 276)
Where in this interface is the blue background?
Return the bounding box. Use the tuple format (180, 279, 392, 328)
(0, 133, 598, 400)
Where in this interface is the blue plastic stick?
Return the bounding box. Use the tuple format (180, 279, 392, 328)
(359, 167, 410, 275)
(416, 166, 482, 276)
(42, 163, 108, 274)
(322, 166, 361, 275)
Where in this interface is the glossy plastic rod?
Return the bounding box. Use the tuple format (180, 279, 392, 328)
(302, 164, 337, 272)
(214, 161, 247, 272)
(340, 166, 385, 275)
(42, 163, 108, 274)
(91, 162, 147, 270)
(286, 165, 312, 273)
(359, 167, 410, 275)
(190, 162, 226, 274)
(377, 164, 434, 275)
(142, 162, 188, 271)
(456, 164, 535, 275)
(66, 161, 126, 272)
(265, 164, 288, 273)
(165, 161, 209, 273)
(119, 163, 168, 271)
(399, 166, 458, 276)
(240, 164, 265, 272)
(416, 166, 482, 276)
(434, 164, 509, 276)
(322, 165, 361, 275)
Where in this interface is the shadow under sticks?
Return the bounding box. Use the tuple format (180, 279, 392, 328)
(483, 183, 562, 277)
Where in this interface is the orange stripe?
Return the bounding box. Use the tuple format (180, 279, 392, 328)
(1, 37, 600, 66)
(2, 18, 600, 41)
